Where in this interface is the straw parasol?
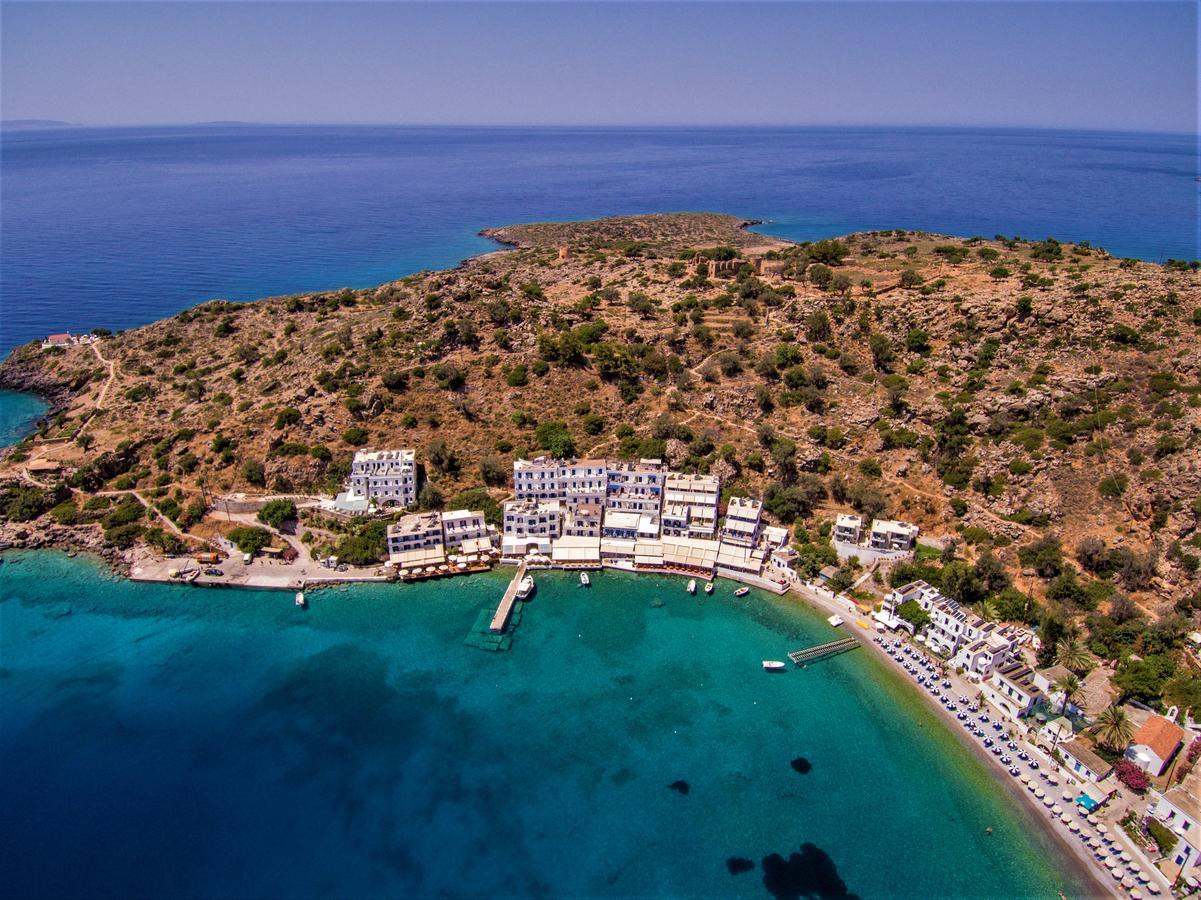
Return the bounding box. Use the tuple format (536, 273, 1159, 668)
(1062, 790, 1075, 801)
(1087, 814, 1099, 825)
(1052, 804, 1063, 815)
(1035, 788, 1046, 799)
(1121, 877, 1135, 889)
(1097, 824, 1108, 835)
(1068, 821, 1079, 831)
(1134, 870, 1148, 882)
(1019, 773, 1029, 784)
(1129, 891, 1142, 899)
(1106, 859, 1119, 870)
(1120, 851, 1132, 863)
(1147, 882, 1160, 894)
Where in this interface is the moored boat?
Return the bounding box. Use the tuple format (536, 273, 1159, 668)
(827, 614, 844, 628)
(295, 591, 306, 608)
(686, 578, 696, 594)
(704, 581, 713, 594)
(733, 587, 749, 597)
(580, 571, 590, 587)
(516, 575, 535, 599)
(762, 660, 787, 672)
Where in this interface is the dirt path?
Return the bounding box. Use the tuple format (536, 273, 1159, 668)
(76, 342, 116, 437)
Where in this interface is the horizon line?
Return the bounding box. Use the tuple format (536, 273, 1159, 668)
(1, 119, 1196, 138)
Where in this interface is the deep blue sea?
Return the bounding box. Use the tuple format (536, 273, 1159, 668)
(1, 553, 1087, 899)
(1, 125, 1197, 355)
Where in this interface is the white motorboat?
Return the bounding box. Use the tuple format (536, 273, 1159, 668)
(704, 581, 714, 594)
(762, 660, 787, 672)
(515, 575, 535, 599)
(295, 591, 306, 608)
(733, 587, 749, 597)
(580, 571, 591, 587)
(687, 578, 697, 594)
(827, 614, 844, 628)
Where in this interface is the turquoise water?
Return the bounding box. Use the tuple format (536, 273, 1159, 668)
(0, 389, 46, 446)
(1, 551, 1088, 898)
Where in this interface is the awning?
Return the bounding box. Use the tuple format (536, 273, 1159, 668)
(460, 536, 494, 555)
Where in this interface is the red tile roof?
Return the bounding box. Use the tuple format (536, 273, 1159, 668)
(1131, 716, 1185, 761)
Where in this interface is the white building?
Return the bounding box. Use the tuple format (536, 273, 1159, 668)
(606, 459, 665, 515)
(344, 449, 418, 509)
(440, 509, 489, 550)
(869, 519, 919, 551)
(512, 457, 607, 508)
(1125, 715, 1185, 777)
(661, 473, 721, 539)
(564, 502, 603, 538)
(720, 496, 763, 548)
(502, 499, 562, 556)
(833, 513, 863, 544)
(1152, 771, 1201, 881)
(1058, 739, 1114, 785)
(981, 661, 1042, 720)
(883, 580, 1015, 669)
(387, 511, 445, 561)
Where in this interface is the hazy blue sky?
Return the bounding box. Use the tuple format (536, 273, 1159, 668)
(2, 1, 1196, 132)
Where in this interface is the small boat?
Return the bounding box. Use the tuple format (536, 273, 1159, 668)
(687, 578, 696, 595)
(733, 587, 750, 597)
(827, 614, 844, 628)
(515, 575, 535, 599)
(704, 581, 714, 594)
(295, 592, 306, 608)
(580, 571, 590, 587)
(762, 660, 787, 672)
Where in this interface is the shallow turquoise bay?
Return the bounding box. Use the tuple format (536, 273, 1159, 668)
(0, 552, 1088, 898)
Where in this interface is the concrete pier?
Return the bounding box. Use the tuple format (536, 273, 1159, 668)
(490, 560, 528, 633)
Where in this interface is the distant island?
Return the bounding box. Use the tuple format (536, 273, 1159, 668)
(0, 119, 80, 130)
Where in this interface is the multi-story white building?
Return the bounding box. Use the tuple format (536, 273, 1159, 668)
(883, 580, 1014, 670)
(513, 457, 607, 508)
(1152, 771, 1200, 881)
(440, 509, 489, 550)
(834, 513, 863, 544)
(661, 473, 721, 539)
(720, 496, 763, 548)
(387, 511, 444, 559)
(564, 502, 603, 538)
(345, 449, 419, 508)
(606, 459, 665, 513)
(981, 661, 1042, 720)
(869, 519, 919, 551)
(502, 499, 562, 556)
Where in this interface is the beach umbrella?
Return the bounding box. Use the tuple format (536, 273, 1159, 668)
(1129, 891, 1142, 899)
(1052, 804, 1063, 815)
(1121, 877, 1134, 889)
(1035, 789, 1046, 798)
(1106, 859, 1119, 870)
(1147, 882, 1160, 894)
(1134, 869, 1147, 882)
(1027, 783, 1037, 793)
(1068, 821, 1079, 831)
(1087, 814, 1099, 825)
(1019, 774, 1029, 784)
(1120, 851, 1132, 863)
(1062, 790, 1074, 801)
(1097, 824, 1108, 834)
(1111, 870, 1124, 881)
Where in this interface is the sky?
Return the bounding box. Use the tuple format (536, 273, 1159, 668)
(1, 1, 1196, 132)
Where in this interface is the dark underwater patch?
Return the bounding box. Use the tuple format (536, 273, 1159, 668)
(727, 857, 755, 875)
(790, 756, 812, 774)
(668, 780, 690, 795)
(761, 843, 858, 900)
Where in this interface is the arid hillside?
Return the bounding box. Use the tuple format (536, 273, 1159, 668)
(2, 212, 1200, 708)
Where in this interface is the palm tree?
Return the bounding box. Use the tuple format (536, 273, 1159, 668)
(1055, 638, 1091, 675)
(1055, 673, 1082, 715)
(977, 598, 1000, 622)
(1093, 704, 1135, 751)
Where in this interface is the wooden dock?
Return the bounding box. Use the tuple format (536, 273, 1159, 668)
(490, 560, 528, 634)
(788, 637, 859, 666)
